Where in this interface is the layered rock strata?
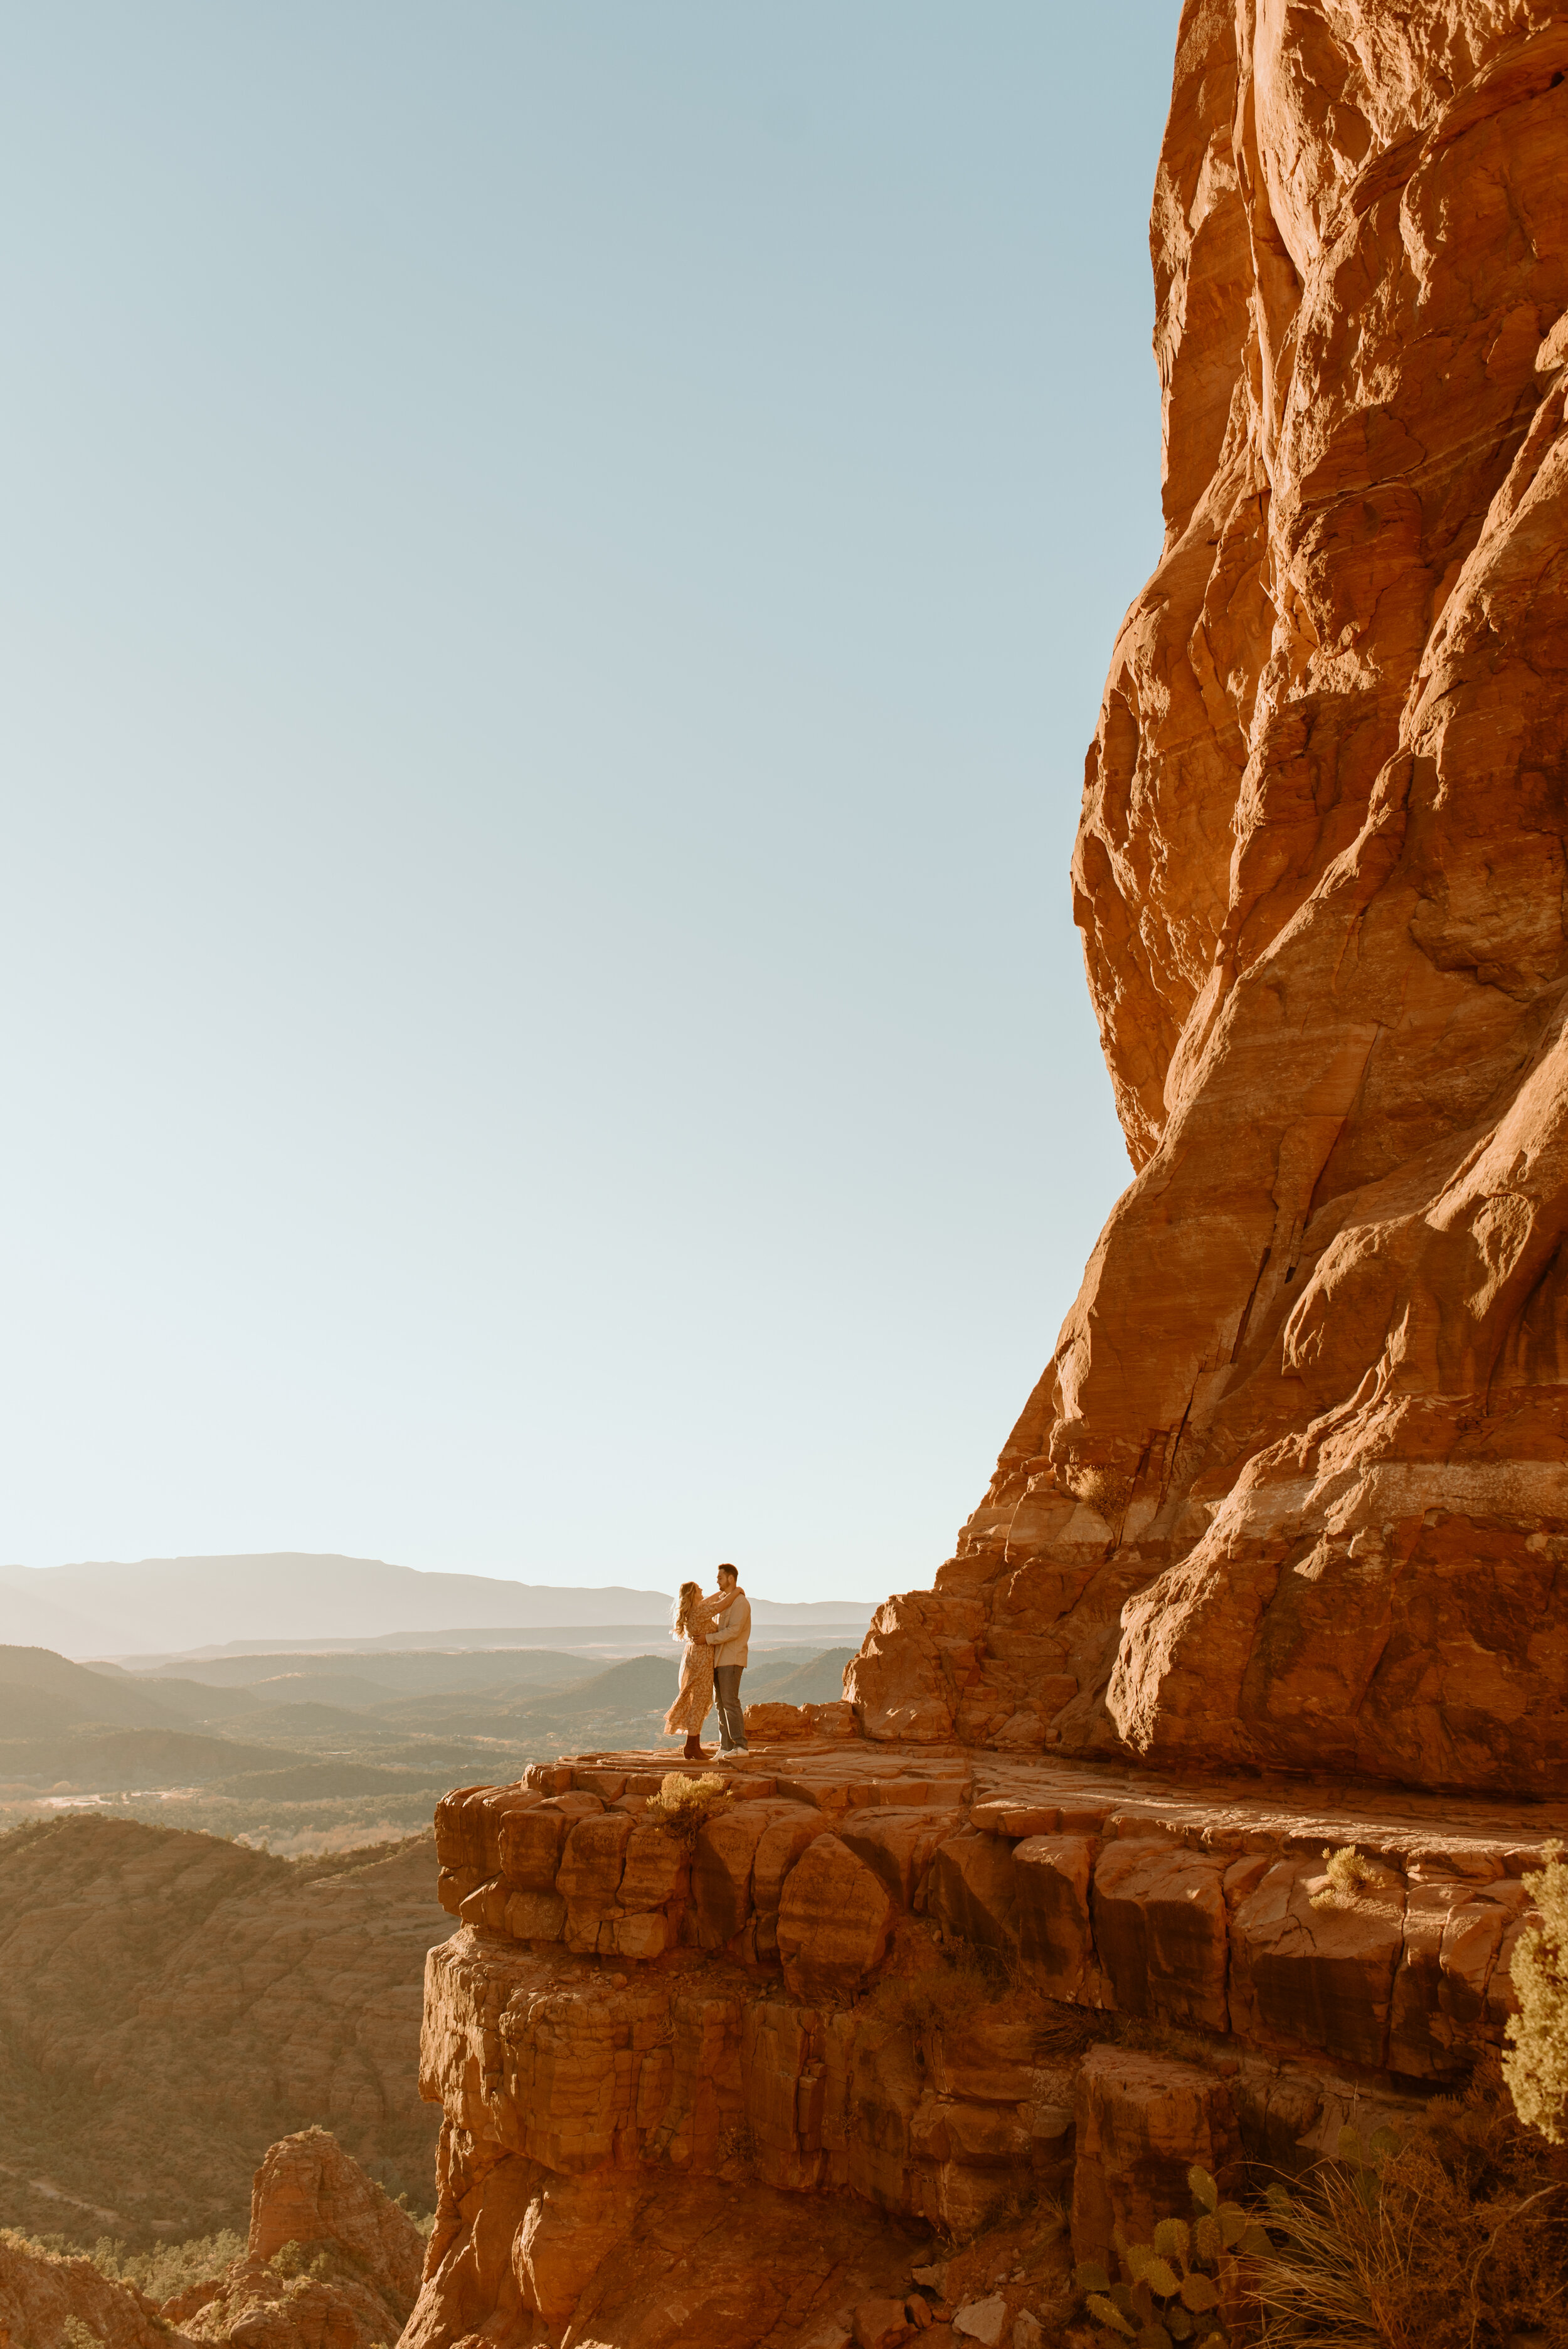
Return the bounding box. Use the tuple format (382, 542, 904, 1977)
(850, 0, 1568, 1793)
(403, 1744, 1555, 2344)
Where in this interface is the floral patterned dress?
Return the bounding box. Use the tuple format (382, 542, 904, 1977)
(663, 1595, 721, 1736)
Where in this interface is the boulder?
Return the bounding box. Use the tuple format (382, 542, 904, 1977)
(778, 1834, 894, 2000)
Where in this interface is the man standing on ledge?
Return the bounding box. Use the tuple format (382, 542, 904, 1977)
(707, 1562, 751, 1758)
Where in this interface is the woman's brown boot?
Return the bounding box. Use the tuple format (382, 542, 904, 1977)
(683, 1734, 705, 1761)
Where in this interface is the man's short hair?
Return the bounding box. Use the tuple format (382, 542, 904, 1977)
(717, 1562, 739, 1583)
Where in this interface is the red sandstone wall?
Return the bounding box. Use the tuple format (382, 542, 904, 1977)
(851, 0, 1568, 1795)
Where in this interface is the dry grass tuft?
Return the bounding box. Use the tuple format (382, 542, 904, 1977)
(867, 1939, 1007, 2034)
(1256, 2095, 1568, 2349)
(1309, 1848, 1380, 1911)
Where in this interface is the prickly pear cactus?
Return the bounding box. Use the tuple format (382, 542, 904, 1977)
(1073, 2163, 1272, 2346)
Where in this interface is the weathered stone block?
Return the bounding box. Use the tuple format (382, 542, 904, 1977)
(778, 1835, 894, 2002)
(839, 1808, 961, 1911)
(690, 1803, 777, 1948)
(1012, 1834, 1099, 1999)
(926, 1830, 1017, 1955)
(1389, 1876, 1532, 2077)
(607, 1909, 674, 1962)
(618, 1820, 687, 1913)
(1229, 1860, 1405, 2069)
(753, 1806, 830, 1919)
(556, 1813, 632, 1911)
(437, 1784, 540, 1879)
(1091, 1838, 1227, 2032)
(502, 1889, 566, 1943)
(497, 1805, 568, 1893)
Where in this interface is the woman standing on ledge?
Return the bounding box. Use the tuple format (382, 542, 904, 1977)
(663, 1579, 720, 1760)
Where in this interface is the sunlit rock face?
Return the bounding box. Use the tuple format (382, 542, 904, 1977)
(405, 1750, 1550, 2344)
(399, 18, 1568, 2342)
(849, 0, 1568, 1793)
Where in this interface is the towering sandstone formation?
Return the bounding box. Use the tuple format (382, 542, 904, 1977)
(403, 9, 1568, 2345)
(852, 0, 1568, 1796)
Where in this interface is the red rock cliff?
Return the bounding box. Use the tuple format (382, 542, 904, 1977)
(850, 0, 1568, 1794)
(398, 20, 1568, 2343)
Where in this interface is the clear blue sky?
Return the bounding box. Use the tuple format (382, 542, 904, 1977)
(2, 3, 1179, 1601)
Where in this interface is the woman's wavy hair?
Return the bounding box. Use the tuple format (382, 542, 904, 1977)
(670, 1579, 704, 1640)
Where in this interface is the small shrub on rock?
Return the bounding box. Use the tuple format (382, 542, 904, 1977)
(642, 1773, 732, 1852)
(1505, 1840, 1568, 2145)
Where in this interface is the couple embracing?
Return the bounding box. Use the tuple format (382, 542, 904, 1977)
(663, 1562, 751, 1761)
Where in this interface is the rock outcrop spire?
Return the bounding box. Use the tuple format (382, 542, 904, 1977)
(851, 0, 1568, 1794)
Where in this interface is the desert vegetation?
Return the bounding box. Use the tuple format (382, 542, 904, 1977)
(640, 1768, 733, 1848)
(11, 2224, 246, 2304)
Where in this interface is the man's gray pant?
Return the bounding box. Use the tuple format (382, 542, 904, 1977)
(713, 1665, 747, 1751)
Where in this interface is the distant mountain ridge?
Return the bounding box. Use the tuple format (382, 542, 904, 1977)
(0, 1554, 877, 1660)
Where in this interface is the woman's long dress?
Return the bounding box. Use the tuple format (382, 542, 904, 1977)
(663, 1598, 720, 1736)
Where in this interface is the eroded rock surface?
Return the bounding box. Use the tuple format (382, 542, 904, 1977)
(0, 2132, 421, 2349)
(169, 2127, 425, 2348)
(0, 1818, 448, 2244)
(402, 1744, 1556, 2342)
(849, 0, 1568, 1794)
(0, 2234, 186, 2349)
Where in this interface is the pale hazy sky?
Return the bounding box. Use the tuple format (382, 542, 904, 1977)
(3, 4, 1179, 1602)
